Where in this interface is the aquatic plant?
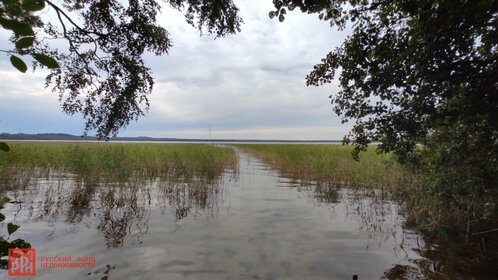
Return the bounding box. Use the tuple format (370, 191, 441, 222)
(0, 142, 237, 188)
(0, 142, 237, 250)
(237, 144, 415, 189)
(0, 143, 31, 270)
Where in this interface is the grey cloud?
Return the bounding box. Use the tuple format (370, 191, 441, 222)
(0, 0, 351, 140)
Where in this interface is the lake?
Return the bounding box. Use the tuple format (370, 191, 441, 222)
(0, 150, 495, 279)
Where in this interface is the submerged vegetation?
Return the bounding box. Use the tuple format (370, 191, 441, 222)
(237, 144, 415, 190)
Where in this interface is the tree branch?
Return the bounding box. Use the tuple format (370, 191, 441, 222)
(0, 49, 17, 55)
(45, 0, 109, 37)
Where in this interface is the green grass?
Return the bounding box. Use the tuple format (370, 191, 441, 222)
(237, 144, 415, 189)
(0, 142, 237, 185)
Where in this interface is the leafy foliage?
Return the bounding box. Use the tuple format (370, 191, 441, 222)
(1, 0, 242, 138)
(270, 0, 498, 227)
(0, 238, 31, 269)
(0, 146, 31, 270)
(0, 0, 46, 71)
(0, 142, 10, 152)
(272, 0, 497, 159)
(0, 195, 31, 270)
(405, 124, 498, 227)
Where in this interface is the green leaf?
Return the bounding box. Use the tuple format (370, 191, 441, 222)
(0, 18, 17, 30)
(0, 197, 11, 204)
(3, 0, 20, 6)
(0, 240, 9, 259)
(8, 238, 31, 249)
(0, 213, 4, 222)
(7, 223, 20, 235)
(32, 53, 59, 68)
(22, 0, 45, 12)
(10, 55, 28, 73)
(14, 24, 34, 37)
(0, 142, 10, 152)
(0, 18, 34, 37)
(5, 3, 23, 17)
(0, 259, 7, 270)
(8, 20, 34, 37)
(15, 36, 34, 49)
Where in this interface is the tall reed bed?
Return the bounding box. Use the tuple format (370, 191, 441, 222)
(0, 142, 237, 187)
(0, 142, 238, 247)
(237, 144, 415, 189)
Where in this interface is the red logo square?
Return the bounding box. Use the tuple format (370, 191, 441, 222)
(8, 248, 36, 276)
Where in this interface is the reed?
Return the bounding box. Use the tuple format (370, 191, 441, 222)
(0, 142, 237, 187)
(237, 144, 415, 189)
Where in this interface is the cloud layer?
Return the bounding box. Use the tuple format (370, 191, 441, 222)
(0, 0, 351, 140)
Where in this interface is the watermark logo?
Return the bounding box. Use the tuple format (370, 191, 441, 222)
(8, 248, 36, 276)
(40, 255, 96, 269)
(7, 247, 97, 276)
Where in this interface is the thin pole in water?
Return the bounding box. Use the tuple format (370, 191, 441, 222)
(209, 124, 211, 144)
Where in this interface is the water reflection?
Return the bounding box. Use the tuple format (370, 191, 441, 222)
(67, 181, 97, 223)
(159, 180, 226, 221)
(5, 173, 230, 247)
(98, 185, 151, 248)
(1, 152, 496, 279)
(277, 178, 411, 251)
(275, 175, 498, 279)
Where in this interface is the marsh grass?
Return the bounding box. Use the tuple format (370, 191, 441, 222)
(0, 142, 237, 190)
(237, 144, 415, 190)
(0, 142, 237, 233)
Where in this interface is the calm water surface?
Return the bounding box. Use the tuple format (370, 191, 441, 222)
(0, 152, 453, 279)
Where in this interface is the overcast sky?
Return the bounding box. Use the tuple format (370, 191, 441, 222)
(0, 0, 352, 140)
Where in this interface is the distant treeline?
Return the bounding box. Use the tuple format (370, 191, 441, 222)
(1, 133, 98, 141)
(0, 133, 341, 143)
